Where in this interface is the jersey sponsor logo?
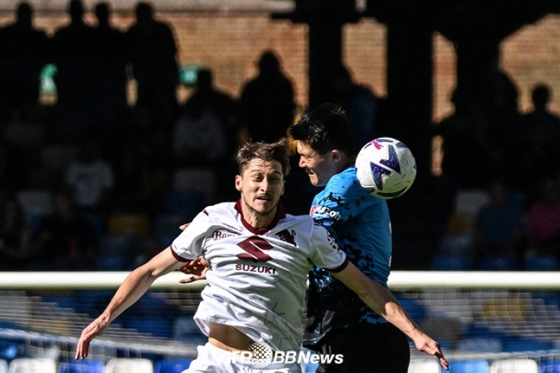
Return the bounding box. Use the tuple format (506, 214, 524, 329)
(234, 263, 277, 274)
(276, 229, 296, 245)
(310, 205, 341, 221)
(310, 205, 318, 216)
(237, 236, 273, 262)
(212, 229, 236, 240)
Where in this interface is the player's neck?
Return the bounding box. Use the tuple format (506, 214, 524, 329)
(241, 205, 277, 229)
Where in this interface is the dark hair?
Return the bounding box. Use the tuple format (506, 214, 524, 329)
(289, 103, 355, 156)
(236, 139, 291, 176)
(532, 83, 551, 106)
(258, 50, 280, 72)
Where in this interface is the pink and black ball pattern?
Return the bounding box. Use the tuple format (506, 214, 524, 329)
(356, 137, 417, 199)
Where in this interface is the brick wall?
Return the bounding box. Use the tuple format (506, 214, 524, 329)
(0, 10, 558, 122)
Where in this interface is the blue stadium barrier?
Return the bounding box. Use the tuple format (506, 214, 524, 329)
(539, 360, 560, 373)
(57, 359, 104, 373)
(0, 340, 20, 361)
(477, 256, 520, 271)
(430, 254, 474, 271)
(153, 359, 193, 373)
(448, 359, 489, 373)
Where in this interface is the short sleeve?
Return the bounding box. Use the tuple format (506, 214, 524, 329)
(308, 224, 348, 272)
(170, 210, 211, 261)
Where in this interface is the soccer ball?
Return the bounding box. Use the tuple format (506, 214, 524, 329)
(355, 137, 417, 199)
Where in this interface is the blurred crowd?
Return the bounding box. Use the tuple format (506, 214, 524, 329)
(434, 72, 560, 271)
(0, 0, 559, 272)
(0, 0, 381, 271)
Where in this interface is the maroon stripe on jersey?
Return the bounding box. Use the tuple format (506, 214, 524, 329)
(234, 199, 286, 234)
(169, 246, 190, 262)
(325, 257, 350, 273)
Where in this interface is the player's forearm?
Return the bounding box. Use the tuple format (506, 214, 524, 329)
(357, 279, 421, 338)
(101, 266, 158, 323)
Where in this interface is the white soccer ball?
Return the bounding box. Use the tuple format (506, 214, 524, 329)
(355, 137, 417, 199)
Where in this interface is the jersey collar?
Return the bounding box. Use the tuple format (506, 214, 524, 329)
(234, 199, 286, 234)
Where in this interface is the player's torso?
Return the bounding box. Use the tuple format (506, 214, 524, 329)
(200, 211, 315, 329)
(312, 168, 392, 283)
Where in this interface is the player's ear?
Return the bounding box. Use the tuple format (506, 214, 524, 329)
(235, 175, 242, 192)
(281, 180, 285, 196)
(331, 149, 342, 163)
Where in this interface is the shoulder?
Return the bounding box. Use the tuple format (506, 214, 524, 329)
(281, 214, 331, 241)
(203, 202, 237, 219)
(282, 213, 314, 227)
(322, 166, 371, 199)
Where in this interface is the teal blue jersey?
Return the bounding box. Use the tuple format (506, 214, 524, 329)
(304, 165, 393, 348)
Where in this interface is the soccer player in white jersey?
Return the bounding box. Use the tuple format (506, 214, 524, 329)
(75, 139, 448, 372)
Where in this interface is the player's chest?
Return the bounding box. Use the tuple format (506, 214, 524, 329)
(203, 228, 309, 268)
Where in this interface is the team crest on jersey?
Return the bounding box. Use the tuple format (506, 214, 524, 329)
(276, 229, 296, 245)
(237, 236, 273, 262)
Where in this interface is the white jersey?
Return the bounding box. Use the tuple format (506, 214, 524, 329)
(171, 201, 348, 352)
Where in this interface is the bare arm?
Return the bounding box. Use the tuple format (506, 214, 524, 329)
(330, 262, 449, 371)
(75, 247, 184, 359)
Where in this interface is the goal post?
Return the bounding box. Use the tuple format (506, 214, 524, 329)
(1, 270, 559, 290)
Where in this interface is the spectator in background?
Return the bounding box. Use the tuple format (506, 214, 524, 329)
(471, 179, 526, 267)
(526, 179, 560, 260)
(65, 138, 114, 214)
(31, 191, 98, 271)
(112, 140, 154, 213)
(518, 84, 560, 200)
(91, 2, 129, 137)
(52, 0, 97, 137)
(433, 89, 501, 238)
(0, 197, 31, 270)
(172, 93, 227, 167)
(0, 1, 50, 124)
(329, 64, 378, 150)
(485, 70, 523, 188)
(187, 68, 239, 160)
(238, 50, 295, 143)
(126, 1, 179, 133)
(524, 83, 560, 130)
(0, 131, 26, 191)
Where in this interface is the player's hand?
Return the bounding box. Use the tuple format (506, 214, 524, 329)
(178, 256, 209, 283)
(179, 223, 191, 230)
(75, 315, 110, 360)
(413, 334, 449, 371)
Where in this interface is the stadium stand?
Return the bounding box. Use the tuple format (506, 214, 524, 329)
(8, 357, 57, 373)
(104, 358, 153, 373)
(489, 358, 538, 373)
(57, 359, 104, 373)
(153, 359, 193, 373)
(448, 359, 489, 373)
(407, 359, 441, 373)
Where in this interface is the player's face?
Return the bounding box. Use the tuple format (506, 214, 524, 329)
(235, 159, 285, 217)
(296, 141, 338, 187)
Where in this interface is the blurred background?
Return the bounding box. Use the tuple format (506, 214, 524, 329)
(1, 0, 560, 372)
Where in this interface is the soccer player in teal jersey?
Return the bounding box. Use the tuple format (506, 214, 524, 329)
(290, 104, 434, 373)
